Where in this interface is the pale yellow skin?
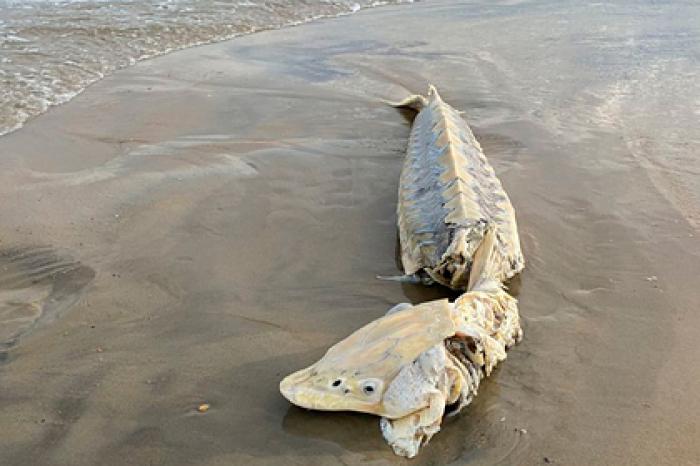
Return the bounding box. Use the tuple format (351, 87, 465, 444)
(280, 231, 523, 457)
(279, 299, 459, 418)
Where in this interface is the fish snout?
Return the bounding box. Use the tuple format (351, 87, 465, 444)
(279, 365, 315, 406)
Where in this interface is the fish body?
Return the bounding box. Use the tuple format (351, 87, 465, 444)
(395, 86, 524, 289)
(279, 88, 526, 458)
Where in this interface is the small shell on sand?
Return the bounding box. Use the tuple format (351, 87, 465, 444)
(197, 403, 210, 413)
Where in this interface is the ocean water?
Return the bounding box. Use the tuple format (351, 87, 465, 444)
(0, 0, 411, 136)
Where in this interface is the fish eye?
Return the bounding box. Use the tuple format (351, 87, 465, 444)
(362, 381, 378, 395)
(331, 379, 342, 387)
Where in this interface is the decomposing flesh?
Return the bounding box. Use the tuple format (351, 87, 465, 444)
(280, 231, 522, 457)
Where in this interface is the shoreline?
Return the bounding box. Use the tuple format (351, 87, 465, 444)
(0, 0, 416, 138)
(1, 1, 698, 465)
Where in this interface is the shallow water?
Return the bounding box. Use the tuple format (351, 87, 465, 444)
(0, 0, 410, 136)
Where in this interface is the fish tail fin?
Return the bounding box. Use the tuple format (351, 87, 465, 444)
(384, 84, 445, 111)
(427, 84, 439, 97)
(383, 94, 428, 112)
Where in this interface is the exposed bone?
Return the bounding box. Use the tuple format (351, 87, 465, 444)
(379, 285, 520, 457)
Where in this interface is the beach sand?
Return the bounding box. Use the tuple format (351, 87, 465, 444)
(1, 1, 699, 465)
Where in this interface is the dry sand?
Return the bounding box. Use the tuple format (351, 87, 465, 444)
(1, 1, 699, 465)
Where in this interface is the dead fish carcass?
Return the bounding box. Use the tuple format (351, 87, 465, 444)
(386, 85, 524, 289)
(280, 231, 522, 457)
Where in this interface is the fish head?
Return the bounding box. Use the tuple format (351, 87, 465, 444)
(279, 363, 385, 414)
(280, 299, 458, 417)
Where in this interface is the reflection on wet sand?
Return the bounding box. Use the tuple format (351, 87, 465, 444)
(0, 247, 95, 362)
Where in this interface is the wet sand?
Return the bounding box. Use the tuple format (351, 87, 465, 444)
(1, 1, 699, 465)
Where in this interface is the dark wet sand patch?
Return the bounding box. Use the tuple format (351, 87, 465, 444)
(0, 246, 94, 361)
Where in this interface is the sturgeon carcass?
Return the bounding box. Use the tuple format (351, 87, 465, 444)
(280, 230, 522, 457)
(386, 85, 524, 289)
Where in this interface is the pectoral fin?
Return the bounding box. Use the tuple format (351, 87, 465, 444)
(380, 391, 446, 458)
(376, 273, 434, 285)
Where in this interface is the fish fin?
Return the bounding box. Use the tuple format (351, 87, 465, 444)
(467, 227, 502, 292)
(383, 94, 428, 112)
(376, 273, 435, 285)
(376, 274, 422, 284)
(427, 84, 439, 97)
